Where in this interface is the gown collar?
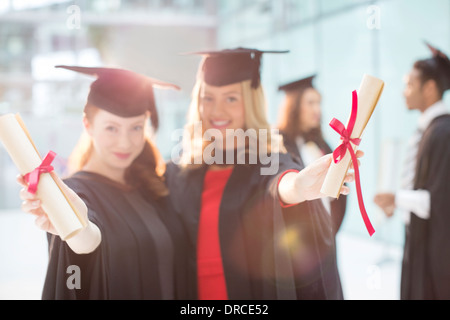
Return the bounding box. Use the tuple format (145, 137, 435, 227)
(418, 100, 449, 132)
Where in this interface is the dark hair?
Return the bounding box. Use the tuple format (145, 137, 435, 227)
(278, 87, 307, 142)
(414, 58, 450, 98)
(277, 87, 328, 152)
(124, 139, 169, 200)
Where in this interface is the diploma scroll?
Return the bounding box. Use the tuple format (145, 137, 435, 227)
(0, 113, 86, 240)
(321, 74, 384, 198)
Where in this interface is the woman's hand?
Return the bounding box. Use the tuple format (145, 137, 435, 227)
(17, 173, 100, 254)
(279, 150, 363, 205)
(18, 173, 56, 234)
(17, 173, 88, 234)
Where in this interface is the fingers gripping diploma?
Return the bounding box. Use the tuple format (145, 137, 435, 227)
(278, 150, 363, 205)
(279, 146, 375, 236)
(17, 174, 102, 254)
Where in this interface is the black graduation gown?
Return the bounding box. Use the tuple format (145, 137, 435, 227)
(165, 152, 343, 300)
(401, 114, 450, 300)
(281, 133, 347, 234)
(42, 171, 189, 300)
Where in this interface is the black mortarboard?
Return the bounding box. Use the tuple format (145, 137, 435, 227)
(187, 47, 289, 88)
(278, 74, 316, 92)
(55, 65, 180, 130)
(423, 41, 450, 91)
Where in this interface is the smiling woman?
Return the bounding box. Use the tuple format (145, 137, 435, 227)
(200, 83, 246, 133)
(17, 65, 189, 300)
(165, 48, 357, 300)
(68, 103, 166, 195)
(181, 77, 275, 167)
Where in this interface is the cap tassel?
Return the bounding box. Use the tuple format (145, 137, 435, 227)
(251, 52, 263, 89)
(424, 41, 450, 91)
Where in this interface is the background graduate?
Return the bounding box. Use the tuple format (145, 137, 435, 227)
(166, 48, 361, 300)
(374, 42, 450, 299)
(18, 66, 189, 299)
(277, 75, 347, 234)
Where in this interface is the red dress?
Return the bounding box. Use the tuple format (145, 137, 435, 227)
(196, 168, 298, 299)
(197, 168, 233, 300)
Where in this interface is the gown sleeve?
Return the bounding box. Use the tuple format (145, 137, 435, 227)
(41, 178, 107, 300)
(416, 116, 450, 298)
(261, 152, 343, 299)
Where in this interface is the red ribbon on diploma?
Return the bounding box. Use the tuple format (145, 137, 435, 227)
(329, 91, 375, 236)
(24, 151, 56, 194)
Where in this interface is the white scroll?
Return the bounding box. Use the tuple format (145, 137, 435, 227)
(0, 113, 86, 240)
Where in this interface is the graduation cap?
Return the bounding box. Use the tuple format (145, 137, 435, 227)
(187, 47, 289, 88)
(278, 74, 316, 92)
(55, 65, 180, 130)
(422, 41, 450, 92)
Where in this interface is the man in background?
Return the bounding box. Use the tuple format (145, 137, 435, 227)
(374, 42, 450, 300)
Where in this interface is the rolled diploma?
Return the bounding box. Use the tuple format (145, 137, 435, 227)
(320, 74, 384, 198)
(0, 113, 86, 240)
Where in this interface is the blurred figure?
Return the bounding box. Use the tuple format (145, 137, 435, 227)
(374, 42, 450, 300)
(18, 66, 189, 299)
(277, 75, 347, 234)
(165, 48, 362, 300)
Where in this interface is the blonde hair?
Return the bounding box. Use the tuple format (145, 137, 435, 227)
(179, 79, 282, 166)
(67, 103, 168, 199)
(67, 105, 98, 175)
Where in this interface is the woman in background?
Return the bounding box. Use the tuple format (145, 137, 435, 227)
(277, 75, 347, 234)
